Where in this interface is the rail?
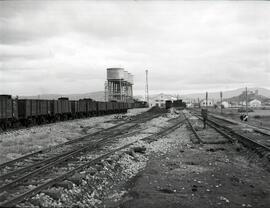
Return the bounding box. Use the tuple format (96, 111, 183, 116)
(0, 114, 186, 207)
(189, 110, 270, 156)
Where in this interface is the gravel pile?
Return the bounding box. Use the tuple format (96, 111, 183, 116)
(141, 116, 171, 134)
(126, 108, 149, 117)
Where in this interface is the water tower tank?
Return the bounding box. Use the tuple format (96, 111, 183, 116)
(124, 71, 129, 83)
(128, 73, 134, 85)
(107, 68, 124, 80)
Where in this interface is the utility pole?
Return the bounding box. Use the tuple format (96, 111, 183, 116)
(145, 70, 149, 105)
(206, 91, 208, 108)
(245, 86, 248, 116)
(220, 91, 223, 114)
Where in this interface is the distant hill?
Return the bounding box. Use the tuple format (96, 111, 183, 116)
(20, 91, 105, 101)
(225, 91, 270, 103)
(180, 87, 270, 100)
(18, 87, 270, 103)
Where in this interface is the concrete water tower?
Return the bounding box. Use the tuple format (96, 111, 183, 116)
(123, 71, 129, 102)
(106, 68, 133, 102)
(127, 73, 134, 102)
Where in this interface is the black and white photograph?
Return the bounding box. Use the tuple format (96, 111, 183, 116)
(0, 0, 269, 207)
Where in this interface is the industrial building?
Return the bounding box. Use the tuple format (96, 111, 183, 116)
(200, 99, 214, 107)
(105, 68, 133, 103)
(221, 101, 231, 108)
(149, 93, 177, 107)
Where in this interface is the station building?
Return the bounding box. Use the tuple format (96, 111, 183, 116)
(221, 101, 231, 108)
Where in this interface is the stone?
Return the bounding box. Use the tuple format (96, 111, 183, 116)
(54, 180, 73, 189)
(43, 189, 62, 200)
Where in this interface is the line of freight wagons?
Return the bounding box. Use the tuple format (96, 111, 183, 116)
(165, 99, 186, 109)
(0, 95, 147, 130)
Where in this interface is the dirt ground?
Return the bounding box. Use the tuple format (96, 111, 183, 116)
(109, 125, 270, 208)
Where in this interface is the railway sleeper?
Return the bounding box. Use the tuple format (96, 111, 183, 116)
(185, 125, 201, 144)
(0, 191, 8, 202)
(202, 140, 229, 144)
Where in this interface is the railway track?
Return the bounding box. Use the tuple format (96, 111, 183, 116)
(0, 111, 160, 172)
(183, 111, 231, 145)
(0, 112, 186, 207)
(186, 110, 270, 158)
(207, 108, 270, 132)
(182, 112, 202, 144)
(191, 108, 270, 136)
(0, 112, 162, 182)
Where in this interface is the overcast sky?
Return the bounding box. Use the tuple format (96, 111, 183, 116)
(0, 1, 269, 96)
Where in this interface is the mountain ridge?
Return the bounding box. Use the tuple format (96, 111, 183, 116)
(19, 87, 270, 101)
(176, 87, 270, 100)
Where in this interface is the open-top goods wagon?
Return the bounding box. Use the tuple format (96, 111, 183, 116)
(0, 94, 131, 130)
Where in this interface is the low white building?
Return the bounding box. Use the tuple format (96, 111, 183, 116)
(149, 93, 177, 107)
(221, 101, 230, 108)
(200, 99, 214, 107)
(249, 99, 261, 107)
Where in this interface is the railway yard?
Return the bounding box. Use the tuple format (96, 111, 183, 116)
(0, 107, 269, 208)
(1, 1, 270, 207)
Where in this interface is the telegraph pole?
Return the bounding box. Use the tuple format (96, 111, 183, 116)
(220, 91, 223, 114)
(245, 86, 248, 116)
(145, 70, 149, 106)
(206, 91, 208, 108)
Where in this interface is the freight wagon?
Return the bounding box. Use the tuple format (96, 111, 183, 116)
(0, 95, 18, 129)
(70, 100, 79, 118)
(165, 99, 186, 110)
(96, 102, 107, 115)
(165, 100, 173, 109)
(18, 99, 51, 125)
(173, 99, 186, 109)
(58, 97, 72, 119)
(84, 98, 97, 116)
(0, 94, 131, 131)
(133, 100, 148, 108)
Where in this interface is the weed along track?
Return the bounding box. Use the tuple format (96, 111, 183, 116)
(0, 110, 185, 207)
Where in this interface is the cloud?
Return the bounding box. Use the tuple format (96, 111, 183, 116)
(0, 1, 269, 96)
